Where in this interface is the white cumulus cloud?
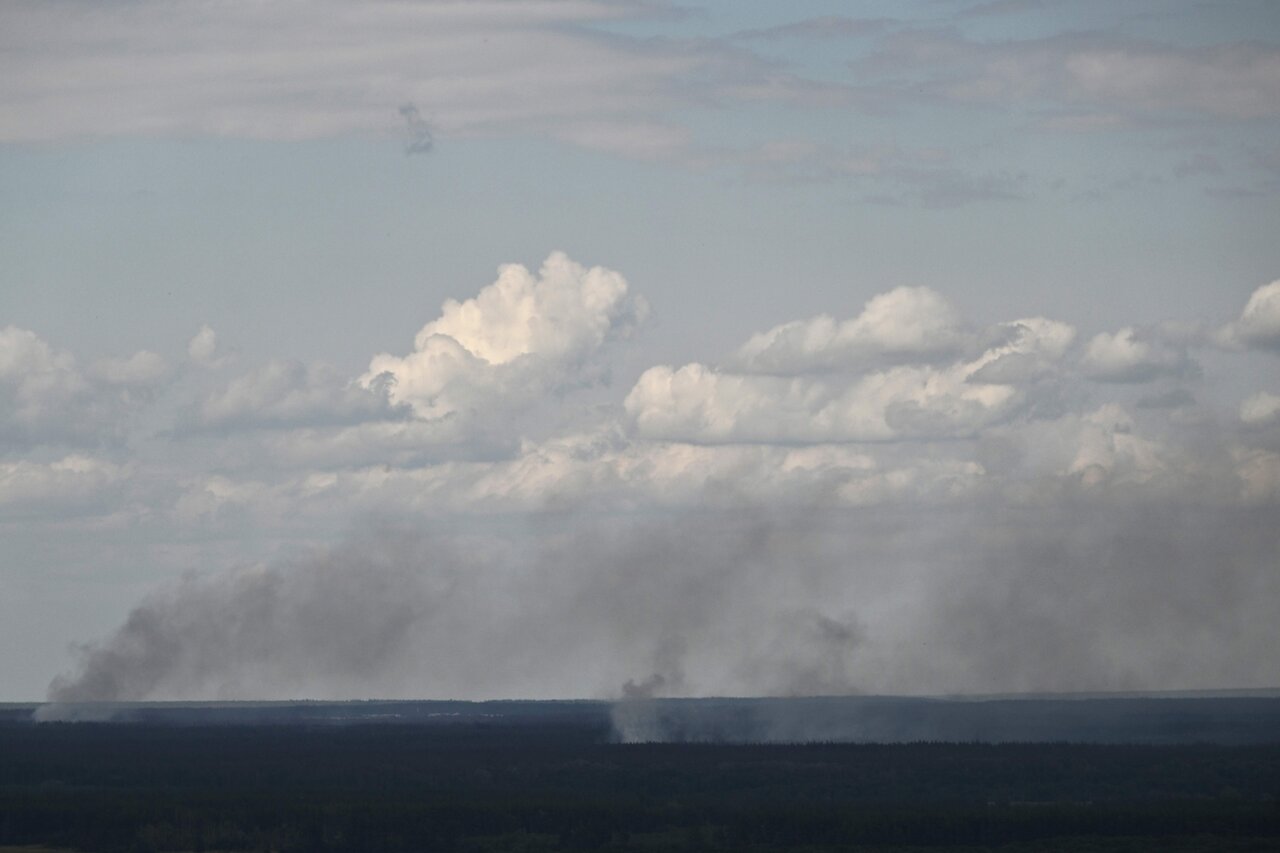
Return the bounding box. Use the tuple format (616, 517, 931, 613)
(734, 286, 966, 373)
(1219, 280, 1280, 351)
(965, 316, 1076, 384)
(1081, 326, 1194, 383)
(626, 360, 1019, 444)
(628, 291, 1078, 446)
(364, 252, 646, 421)
(0, 326, 97, 446)
(187, 325, 223, 368)
(1, 327, 181, 447)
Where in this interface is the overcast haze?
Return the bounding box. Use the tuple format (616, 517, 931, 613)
(2, 0, 1279, 702)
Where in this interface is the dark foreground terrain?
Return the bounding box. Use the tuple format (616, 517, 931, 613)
(2, 698, 1279, 852)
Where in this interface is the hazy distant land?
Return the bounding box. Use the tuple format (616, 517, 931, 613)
(12, 691, 1280, 744)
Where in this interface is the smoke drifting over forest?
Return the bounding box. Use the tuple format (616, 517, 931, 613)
(46, 498, 1280, 706)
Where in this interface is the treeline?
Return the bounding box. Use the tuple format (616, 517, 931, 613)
(5, 791, 1279, 851)
(2, 721, 1278, 851)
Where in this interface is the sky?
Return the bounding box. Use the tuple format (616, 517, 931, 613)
(2, 0, 1279, 703)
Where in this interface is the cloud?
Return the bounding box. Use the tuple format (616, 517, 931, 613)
(860, 31, 1280, 122)
(363, 251, 646, 421)
(171, 474, 279, 527)
(1136, 387, 1195, 410)
(629, 290, 1076, 446)
(738, 140, 1028, 206)
(0, 455, 128, 519)
(0, 0, 851, 156)
(958, 0, 1064, 17)
(1064, 404, 1165, 487)
(966, 317, 1077, 384)
(1080, 326, 1196, 383)
(734, 287, 967, 373)
(172, 253, 651, 466)
(626, 361, 1021, 444)
(3, 266, 1265, 530)
(198, 360, 406, 431)
(0, 324, 85, 407)
(1219, 280, 1280, 351)
(187, 325, 223, 368)
(552, 119, 691, 161)
(1240, 391, 1280, 427)
(88, 351, 171, 387)
(0, 326, 115, 447)
(1234, 447, 1280, 504)
(733, 16, 894, 41)
(248, 420, 505, 472)
(148, 424, 1001, 526)
(1, 329, 178, 450)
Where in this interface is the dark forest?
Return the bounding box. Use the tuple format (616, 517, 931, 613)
(3, 699, 1279, 852)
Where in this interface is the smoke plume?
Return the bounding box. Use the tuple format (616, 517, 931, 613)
(46, 496, 1280, 718)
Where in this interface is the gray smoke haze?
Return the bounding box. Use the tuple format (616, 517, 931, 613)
(44, 493, 1280, 723)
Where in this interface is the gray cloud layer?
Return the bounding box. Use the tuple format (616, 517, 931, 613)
(4, 0, 1275, 200)
(859, 30, 1280, 122)
(0, 0, 837, 161)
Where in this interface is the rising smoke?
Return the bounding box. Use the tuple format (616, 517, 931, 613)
(44, 494, 1280, 734)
